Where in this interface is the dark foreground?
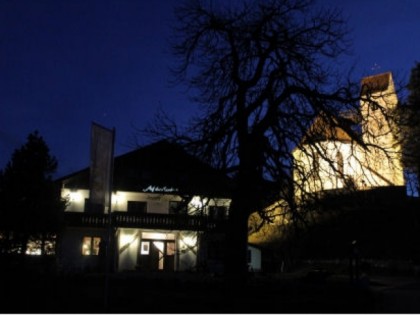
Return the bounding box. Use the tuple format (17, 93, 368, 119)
(3, 268, 420, 314)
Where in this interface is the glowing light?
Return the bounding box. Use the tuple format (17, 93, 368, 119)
(189, 196, 207, 209)
(140, 241, 150, 255)
(112, 192, 123, 204)
(142, 232, 174, 240)
(180, 235, 197, 249)
(120, 233, 137, 248)
(69, 191, 82, 202)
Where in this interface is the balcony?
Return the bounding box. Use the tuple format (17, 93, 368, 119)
(63, 211, 226, 231)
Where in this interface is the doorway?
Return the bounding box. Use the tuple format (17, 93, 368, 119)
(138, 239, 175, 271)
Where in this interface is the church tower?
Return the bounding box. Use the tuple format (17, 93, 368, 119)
(360, 72, 405, 187)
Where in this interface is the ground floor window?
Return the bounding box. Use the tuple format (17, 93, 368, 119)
(0, 233, 56, 255)
(140, 241, 150, 255)
(26, 238, 56, 255)
(82, 236, 101, 256)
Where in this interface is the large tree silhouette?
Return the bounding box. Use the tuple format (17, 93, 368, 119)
(146, 0, 368, 280)
(0, 131, 66, 255)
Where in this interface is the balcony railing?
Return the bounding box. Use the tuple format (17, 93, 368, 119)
(63, 211, 226, 231)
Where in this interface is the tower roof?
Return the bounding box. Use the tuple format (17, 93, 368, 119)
(361, 72, 393, 94)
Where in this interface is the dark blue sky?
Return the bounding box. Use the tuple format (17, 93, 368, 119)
(1, 0, 419, 178)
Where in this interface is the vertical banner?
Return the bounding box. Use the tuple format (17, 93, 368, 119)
(89, 122, 115, 214)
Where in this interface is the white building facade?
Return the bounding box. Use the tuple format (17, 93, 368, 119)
(57, 141, 233, 273)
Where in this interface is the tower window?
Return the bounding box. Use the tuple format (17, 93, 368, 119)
(336, 151, 344, 174)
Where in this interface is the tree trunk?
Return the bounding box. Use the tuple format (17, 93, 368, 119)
(225, 196, 250, 282)
(224, 134, 260, 283)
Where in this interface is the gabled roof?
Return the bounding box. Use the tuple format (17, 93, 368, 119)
(297, 72, 393, 147)
(299, 110, 360, 145)
(58, 140, 232, 197)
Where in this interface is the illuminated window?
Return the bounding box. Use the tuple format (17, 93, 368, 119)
(82, 236, 101, 256)
(140, 241, 150, 255)
(166, 242, 175, 256)
(25, 238, 56, 255)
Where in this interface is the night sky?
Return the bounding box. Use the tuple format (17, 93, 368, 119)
(1, 0, 419, 178)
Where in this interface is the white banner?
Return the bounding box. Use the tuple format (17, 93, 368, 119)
(89, 122, 115, 214)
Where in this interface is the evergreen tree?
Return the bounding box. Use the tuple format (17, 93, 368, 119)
(0, 131, 66, 255)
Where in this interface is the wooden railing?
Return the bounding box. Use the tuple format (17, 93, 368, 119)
(63, 211, 226, 231)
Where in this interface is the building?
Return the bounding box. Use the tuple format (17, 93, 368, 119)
(292, 71, 405, 198)
(57, 140, 238, 273)
(248, 72, 407, 264)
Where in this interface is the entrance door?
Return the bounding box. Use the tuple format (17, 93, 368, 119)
(138, 240, 175, 271)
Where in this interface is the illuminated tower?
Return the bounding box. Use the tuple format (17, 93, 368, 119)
(360, 72, 405, 187)
(292, 72, 405, 200)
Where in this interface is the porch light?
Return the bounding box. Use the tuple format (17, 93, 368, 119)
(180, 235, 197, 249)
(112, 191, 121, 204)
(69, 190, 82, 202)
(120, 233, 138, 248)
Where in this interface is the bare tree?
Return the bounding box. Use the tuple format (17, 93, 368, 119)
(144, 0, 381, 280)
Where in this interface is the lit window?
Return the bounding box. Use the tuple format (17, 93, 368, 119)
(166, 242, 175, 256)
(82, 236, 101, 256)
(140, 241, 150, 255)
(25, 237, 56, 255)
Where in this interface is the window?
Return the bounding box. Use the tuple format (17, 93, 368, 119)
(82, 236, 101, 256)
(26, 238, 56, 255)
(336, 151, 344, 174)
(140, 241, 150, 255)
(371, 102, 379, 111)
(208, 206, 226, 220)
(127, 201, 147, 214)
(313, 153, 320, 174)
(169, 201, 188, 215)
(166, 242, 175, 256)
(84, 198, 103, 213)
